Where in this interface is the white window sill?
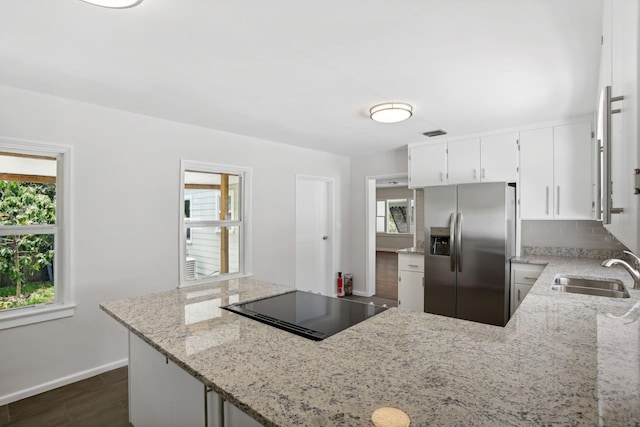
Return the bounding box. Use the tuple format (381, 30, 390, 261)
(0, 303, 76, 330)
(179, 272, 252, 288)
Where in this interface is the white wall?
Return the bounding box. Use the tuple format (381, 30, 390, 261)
(350, 147, 408, 293)
(0, 84, 351, 403)
(521, 220, 626, 250)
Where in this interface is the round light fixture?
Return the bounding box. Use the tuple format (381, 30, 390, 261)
(369, 102, 413, 123)
(79, 0, 143, 8)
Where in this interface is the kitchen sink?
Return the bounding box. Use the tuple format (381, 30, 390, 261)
(551, 275, 630, 298)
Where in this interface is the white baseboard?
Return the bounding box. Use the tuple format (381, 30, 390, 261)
(0, 358, 128, 406)
(352, 290, 374, 297)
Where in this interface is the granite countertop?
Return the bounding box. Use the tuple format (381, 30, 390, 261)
(100, 258, 640, 426)
(396, 247, 424, 254)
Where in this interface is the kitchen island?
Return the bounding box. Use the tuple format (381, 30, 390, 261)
(100, 257, 640, 426)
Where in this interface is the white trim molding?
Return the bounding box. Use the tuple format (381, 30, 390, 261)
(0, 137, 74, 330)
(178, 159, 252, 287)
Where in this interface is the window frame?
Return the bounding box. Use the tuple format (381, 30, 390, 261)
(0, 137, 74, 330)
(179, 160, 252, 287)
(376, 197, 413, 236)
(376, 200, 387, 233)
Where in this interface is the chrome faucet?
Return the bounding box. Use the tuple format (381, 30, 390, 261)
(602, 250, 640, 290)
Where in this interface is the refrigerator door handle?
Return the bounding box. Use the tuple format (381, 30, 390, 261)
(449, 212, 456, 272)
(456, 212, 463, 273)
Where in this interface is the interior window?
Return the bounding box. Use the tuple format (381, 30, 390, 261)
(0, 144, 72, 329)
(180, 161, 251, 286)
(376, 198, 410, 234)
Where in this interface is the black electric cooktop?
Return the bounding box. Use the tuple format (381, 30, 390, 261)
(222, 290, 388, 341)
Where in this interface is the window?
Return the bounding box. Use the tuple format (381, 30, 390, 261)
(376, 198, 411, 234)
(179, 160, 251, 286)
(0, 138, 72, 330)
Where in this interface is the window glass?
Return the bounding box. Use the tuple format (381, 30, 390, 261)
(0, 154, 58, 312)
(181, 163, 249, 286)
(388, 199, 408, 233)
(377, 197, 412, 234)
(185, 226, 240, 277)
(376, 200, 386, 233)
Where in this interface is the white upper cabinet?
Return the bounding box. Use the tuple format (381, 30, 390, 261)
(447, 138, 480, 184)
(553, 122, 593, 219)
(408, 142, 447, 188)
(519, 127, 554, 219)
(480, 133, 518, 182)
(598, 0, 640, 252)
(519, 122, 593, 220)
(410, 133, 519, 188)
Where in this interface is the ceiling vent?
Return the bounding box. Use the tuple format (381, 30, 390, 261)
(423, 130, 447, 137)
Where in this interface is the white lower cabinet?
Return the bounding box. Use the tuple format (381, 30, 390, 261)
(129, 332, 262, 427)
(510, 263, 545, 315)
(398, 253, 424, 312)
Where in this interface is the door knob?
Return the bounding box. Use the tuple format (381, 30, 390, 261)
(323, 236, 329, 240)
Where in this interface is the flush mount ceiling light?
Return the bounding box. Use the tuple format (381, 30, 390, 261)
(369, 102, 413, 123)
(79, 0, 143, 8)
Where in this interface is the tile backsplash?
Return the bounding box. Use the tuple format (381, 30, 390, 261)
(521, 220, 627, 259)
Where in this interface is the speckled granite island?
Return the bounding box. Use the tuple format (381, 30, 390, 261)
(100, 257, 640, 426)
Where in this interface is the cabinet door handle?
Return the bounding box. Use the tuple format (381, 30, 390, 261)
(523, 276, 538, 280)
(481, 168, 486, 179)
(557, 186, 560, 216)
(517, 289, 521, 301)
(408, 264, 419, 268)
(545, 186, 550, 215)
(602, 86, 625, 223)
(473, 168, 477, 179)
(440, 172, 444, 182)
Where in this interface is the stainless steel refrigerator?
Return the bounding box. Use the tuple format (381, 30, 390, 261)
(424, 182, 516, 326)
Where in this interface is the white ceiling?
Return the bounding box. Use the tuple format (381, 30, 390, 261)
(0, 0, 603, 157)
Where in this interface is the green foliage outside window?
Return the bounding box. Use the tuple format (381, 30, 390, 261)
(0, 181, 55, 301)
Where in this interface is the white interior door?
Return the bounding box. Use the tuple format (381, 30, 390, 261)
(295, 176, 333, 295)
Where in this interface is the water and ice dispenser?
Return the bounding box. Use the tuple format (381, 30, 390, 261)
(429, 227, 451, 256)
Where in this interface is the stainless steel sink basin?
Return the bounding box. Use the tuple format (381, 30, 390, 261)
(551, 275, 630, 298)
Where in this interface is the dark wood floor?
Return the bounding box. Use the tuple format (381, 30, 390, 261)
(0, 367, 131, 427)
(343, 251, 398, 307)
(376, 251, 398, 300)
(344, 294, 398, 307)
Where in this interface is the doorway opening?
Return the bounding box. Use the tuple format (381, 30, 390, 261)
(359, 174, 419, 307)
